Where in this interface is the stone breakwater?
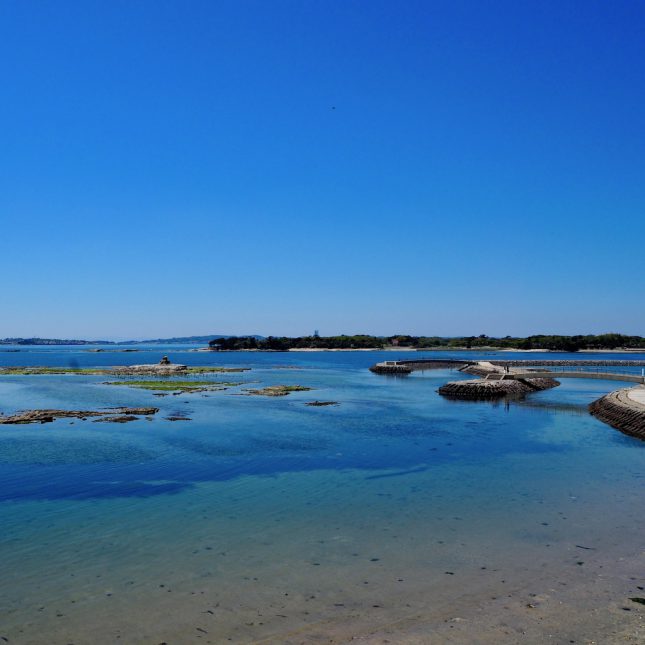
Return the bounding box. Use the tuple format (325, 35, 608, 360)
(369, 359, 645, 375)
(489, 360, 645, 367)
(369, 359, 469, 374)
(589, 388, 645, 440)
(370, 359, 561, 400)
(438, 377, 560, 400)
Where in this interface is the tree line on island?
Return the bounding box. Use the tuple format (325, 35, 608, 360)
(209, 333, 645, 352)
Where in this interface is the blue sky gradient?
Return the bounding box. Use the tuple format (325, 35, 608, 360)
(1, 0, 644, 339)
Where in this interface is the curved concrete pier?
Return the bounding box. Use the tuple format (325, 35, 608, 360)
(589, 387, 645, 440)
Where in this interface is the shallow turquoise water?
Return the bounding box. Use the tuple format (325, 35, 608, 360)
(0, 347, 643, 643)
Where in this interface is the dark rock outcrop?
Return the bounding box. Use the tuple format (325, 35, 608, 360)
(110, 363, 188, 375)
(0, 406, 159, 425)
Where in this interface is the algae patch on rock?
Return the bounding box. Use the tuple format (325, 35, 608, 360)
(186, 366, 250, 374)
(0, 407, 158, 425)
(104, 380, 241, 394)
(243, 385, 313, 397)
(0, 365, 250, 377)
(0, 366, 107, 375)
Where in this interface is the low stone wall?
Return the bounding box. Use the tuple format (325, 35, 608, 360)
(398, 359, 471, 369)
(589, 389, 645, 440)
(438, 377, 559, 400)
(490, 360, 645, 367)
(370, 359, 469, 374)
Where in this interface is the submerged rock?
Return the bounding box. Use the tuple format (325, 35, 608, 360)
(305, 400, 339, 406)
(112, 406, 159, 415)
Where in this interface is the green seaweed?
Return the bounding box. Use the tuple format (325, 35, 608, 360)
(0, 366, 249, 376)
(186, 366, 250, 373)
(244, 385, 313, 397)
(104, 380, 241, 392)
(0, 367, 106, 375)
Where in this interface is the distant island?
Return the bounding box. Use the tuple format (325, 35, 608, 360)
(0, 338, 114, 346)
(209, 333, 645, 353)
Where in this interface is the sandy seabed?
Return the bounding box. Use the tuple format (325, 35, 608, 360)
(2, 465, 643, 645)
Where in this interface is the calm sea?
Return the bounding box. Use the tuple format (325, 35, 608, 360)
(0, 346, 643, 643)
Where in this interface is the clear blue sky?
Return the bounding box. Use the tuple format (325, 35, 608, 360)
(1, 0, 643, 339)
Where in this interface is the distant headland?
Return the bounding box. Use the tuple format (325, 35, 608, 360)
(0, 335, 264, 346)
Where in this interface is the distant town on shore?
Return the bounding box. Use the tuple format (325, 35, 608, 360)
(3, 333, 644, 353)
